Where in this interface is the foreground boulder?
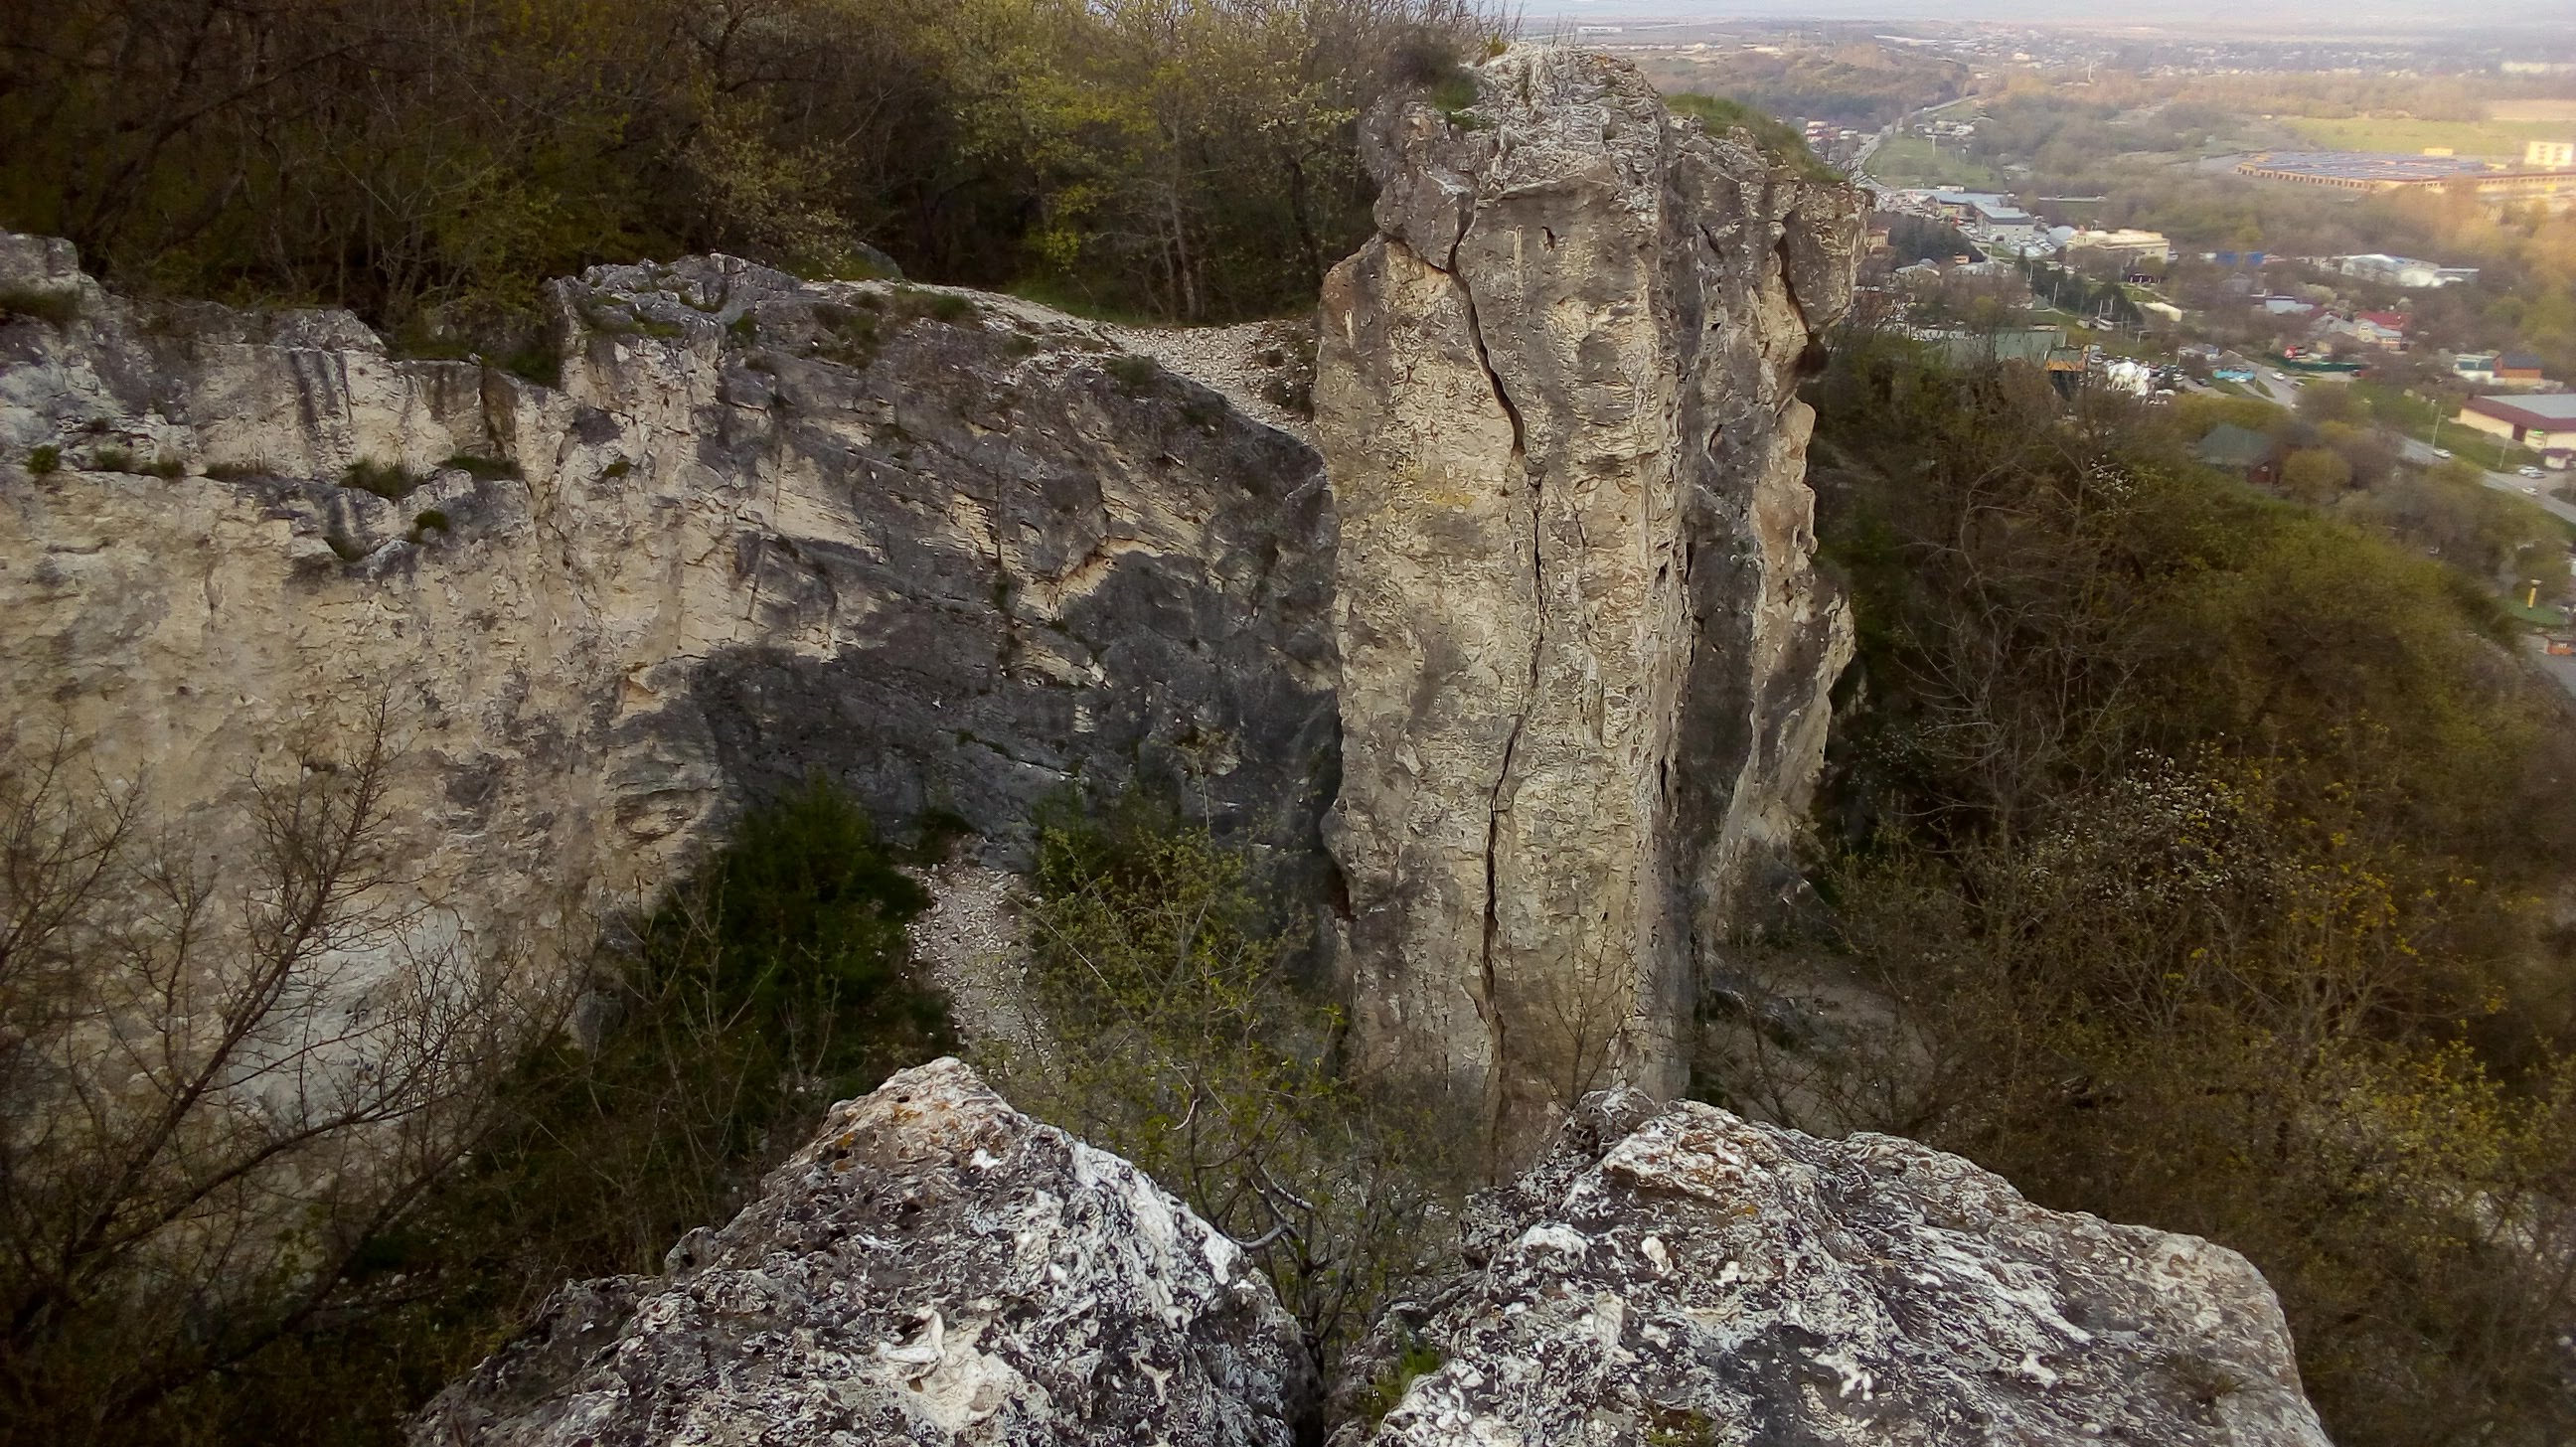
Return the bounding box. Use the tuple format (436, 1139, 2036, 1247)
(410, 1058, 1314, 1446)
(1333, 1091, 2333, 1447)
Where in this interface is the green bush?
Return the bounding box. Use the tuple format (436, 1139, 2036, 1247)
(500, 345, 561, 388)
(419, 779, 947, 1295)
(989, 792, 1470, 1394)
(1104, 353, 1160, 396)
(26, 444, 58, 475)
(342, 458, 420, 499)
(1742, 331, 2576, 1447)
(1356, 1335, 1445, 1424)
(1665, 94, 1842, 181)
(0, 286, 80, 328)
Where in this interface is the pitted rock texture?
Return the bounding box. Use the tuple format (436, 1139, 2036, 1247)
(409, 1057, 1315, 1446)
(1315, 47, 1863, 1157)
(0, 233, 1334, 969)
(1331, 1091, 2334, 1447)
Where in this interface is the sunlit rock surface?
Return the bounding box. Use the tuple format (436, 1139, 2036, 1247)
(0, 233, 1334, 973)
(1315, 47, 1864, 1157)
(1332, 1089, 2334, 1447)
(410, 1058, 1314, 1447)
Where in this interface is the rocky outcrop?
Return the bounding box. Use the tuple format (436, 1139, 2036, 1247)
(417, 1069, 2334, 1447)
(1316, 49, 1863, 1156)
(0, 234, 1334, 968)
(410, 1057, 1315, 1446)
(1332, 1090, 2334, 1447)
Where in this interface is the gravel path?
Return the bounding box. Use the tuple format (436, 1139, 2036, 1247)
(902, 854, 1035, 1051)
(1105, 319, 1317, 444)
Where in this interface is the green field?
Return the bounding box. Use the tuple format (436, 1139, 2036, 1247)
(1861, 133, 2001, 189)
(2280, 115, 2572, 160)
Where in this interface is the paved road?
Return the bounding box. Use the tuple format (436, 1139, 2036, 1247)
(2394, 436, 2576, 525)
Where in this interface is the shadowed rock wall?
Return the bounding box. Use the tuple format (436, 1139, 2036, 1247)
(0, 236, 1336, 971)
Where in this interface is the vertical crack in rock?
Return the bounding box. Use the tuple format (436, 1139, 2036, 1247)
(1454, 267, 1535, 1160)
(1316, 46, 1862, 1166)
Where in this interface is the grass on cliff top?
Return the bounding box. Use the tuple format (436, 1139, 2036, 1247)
(1665, 94, 1843, 183)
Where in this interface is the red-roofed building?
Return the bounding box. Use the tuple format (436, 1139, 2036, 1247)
(2344, 311, 2409, 349)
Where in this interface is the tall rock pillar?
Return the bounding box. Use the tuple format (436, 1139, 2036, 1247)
(1315, 48, 1861, 1160)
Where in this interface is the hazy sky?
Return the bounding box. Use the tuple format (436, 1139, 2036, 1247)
(1522, 0, 2576, 33)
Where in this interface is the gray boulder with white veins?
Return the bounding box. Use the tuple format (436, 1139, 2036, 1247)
(409, 1057, 1316, 1446)
(1331, 1089, 2334, 1447)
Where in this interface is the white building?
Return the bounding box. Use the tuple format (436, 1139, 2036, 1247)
(2527, 140, 2576, 171)
(2334, 253, 2477, 289)
(2062, 228, 2174, 262)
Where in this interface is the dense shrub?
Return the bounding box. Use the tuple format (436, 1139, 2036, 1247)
(0, 757, 948, 1447)
(0, 0, 1498, 336)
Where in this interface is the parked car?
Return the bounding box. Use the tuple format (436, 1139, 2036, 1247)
(2519, 465, 2546, 478)
(2433, 447, 2453, 459)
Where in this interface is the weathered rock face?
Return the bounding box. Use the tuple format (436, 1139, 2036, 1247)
(0, 234, 1334, 964)
(410, 1057, 1315, 1446)
(1332, 1090, 2334, 1447)
(1315, 48, 1863, 1155)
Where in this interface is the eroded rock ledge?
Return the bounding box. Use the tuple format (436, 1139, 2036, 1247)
(416, 1065, 2333, 1447)
(1316, 47, 1864, 1158)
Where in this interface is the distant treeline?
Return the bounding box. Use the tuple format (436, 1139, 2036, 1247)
(0, 0, 1495, 341)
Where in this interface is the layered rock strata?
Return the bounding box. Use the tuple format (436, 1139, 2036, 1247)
(1332, 1090, 2335, 1447)
(409, 1058, 1315, 1446)
(1316, 49, 1862, 1156)
(0, 235, 1334, 967)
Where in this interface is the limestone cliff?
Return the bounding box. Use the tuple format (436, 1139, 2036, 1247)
(1316, 49, 1861, 1156)
(0, 236, 1335, 969)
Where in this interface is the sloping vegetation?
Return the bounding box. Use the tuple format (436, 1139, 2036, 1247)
(1665, 93, 1842, 181)
(0, 0, 1496, 339)
(1712, 332, 2576, 1447)
(986, 793, 1472, 1388)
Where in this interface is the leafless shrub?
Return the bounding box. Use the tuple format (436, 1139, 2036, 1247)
(0, 700, 537, 1443)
